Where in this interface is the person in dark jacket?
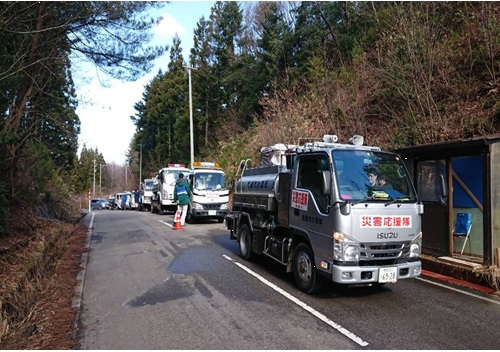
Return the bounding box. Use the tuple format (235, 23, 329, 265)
(174, 173, 192, 226)
(378, 174, 393, 191)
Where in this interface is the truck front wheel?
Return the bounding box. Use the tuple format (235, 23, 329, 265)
(238, 224, 252, 260)
(293, 242, 323, 294)
(186, 210, 194, 224)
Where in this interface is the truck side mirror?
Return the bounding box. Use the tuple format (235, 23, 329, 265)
(320, 170, 331, 196)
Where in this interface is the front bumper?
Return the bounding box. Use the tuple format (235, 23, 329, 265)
(191, 209, 228, 218)
(161, 199, 176, 206)
(331, 260, 421, 284)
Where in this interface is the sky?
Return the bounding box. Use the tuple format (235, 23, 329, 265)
(74, 1, 214, 165)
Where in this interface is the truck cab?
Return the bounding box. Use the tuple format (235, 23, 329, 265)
(139, 178, 154, 211)
(186, 161, 229, 223)
(112, 192, 124, 210)
(151, 164, 191, 214)
(289, 141, 422, 289)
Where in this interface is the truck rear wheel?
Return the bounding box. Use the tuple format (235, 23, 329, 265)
(238, 224, 252, 260)
(293, 242, 323, 294)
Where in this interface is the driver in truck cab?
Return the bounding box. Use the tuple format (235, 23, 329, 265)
(367, 168, 379, 189)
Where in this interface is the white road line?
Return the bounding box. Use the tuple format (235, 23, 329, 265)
(416, 277, 500, 305)
(159, 220, 173, 228)
(222, 254, 369, 347)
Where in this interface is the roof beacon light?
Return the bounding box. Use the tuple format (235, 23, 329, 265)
(349, 135, 364, 146)
(323, 134, 338, 143)
(168, 163, 186, 168)
(193, 161, 220, 168)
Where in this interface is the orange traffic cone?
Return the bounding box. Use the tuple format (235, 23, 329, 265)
(173, 210, 182, 230)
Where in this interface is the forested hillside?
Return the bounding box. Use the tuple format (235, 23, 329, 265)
(130, 1, 500, 180)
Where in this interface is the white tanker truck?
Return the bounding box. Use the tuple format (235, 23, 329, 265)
(225, 135, 423, 293)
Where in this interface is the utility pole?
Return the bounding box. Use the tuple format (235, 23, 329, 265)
(184, 65, 196, 169)
(92, 156, 96, 197)
(99, 163, 106, 195)
(139, 142, 143, 188)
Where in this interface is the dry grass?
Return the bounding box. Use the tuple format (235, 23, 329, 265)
(472, 266, 500, 292)
(0, 212, 87, 349)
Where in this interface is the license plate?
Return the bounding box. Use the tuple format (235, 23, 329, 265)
(208, 210, 216, 216)
(379, 267, 397, 283)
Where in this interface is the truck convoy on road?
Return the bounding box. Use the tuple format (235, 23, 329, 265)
(225, 134, 423, 293)
(186, 161, 229, 223)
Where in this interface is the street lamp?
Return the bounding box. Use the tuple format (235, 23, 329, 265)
(184, 65, 196, 168)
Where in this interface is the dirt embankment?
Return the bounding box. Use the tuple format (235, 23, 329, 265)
(0, 211, 88, 349)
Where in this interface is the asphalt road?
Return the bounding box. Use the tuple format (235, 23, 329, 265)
(77, 210, 500, 350)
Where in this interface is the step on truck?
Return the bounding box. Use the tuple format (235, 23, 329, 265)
(226, 134, 423, 293)
(151, 164, 191, 214)
(186, 161, 229, 223)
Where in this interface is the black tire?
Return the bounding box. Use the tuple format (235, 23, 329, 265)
(217, 217, 224, 223)
(293, 242, 323, 294)
(238, 224, 252, 260)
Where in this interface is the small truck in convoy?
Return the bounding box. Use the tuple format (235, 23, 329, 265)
(139, 178, 155, 212)
(226, 134, 423, 293)
(186, 161, 229, 223)
(151, 164, 191, 214)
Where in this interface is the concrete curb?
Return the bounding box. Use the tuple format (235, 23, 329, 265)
(421, 269, 497, 294)
(71, 211, 94, 340)
(419, 254, 499, 292)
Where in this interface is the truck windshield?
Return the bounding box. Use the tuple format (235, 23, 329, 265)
(332, 150, 416, 202)
(162, 170, 185, 185)
(144, 180, 154, 190)
(193, 172, 226, 190)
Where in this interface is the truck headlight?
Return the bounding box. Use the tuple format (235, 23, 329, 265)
(220, 203, 228, 210)
(192, 202, 204, 210)
(334, 232, 360, 262)
(409, 232, 422, 258)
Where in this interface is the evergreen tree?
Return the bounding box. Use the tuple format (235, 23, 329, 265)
(167, 36, 190, 164)
(190, 16, 214, 150)
(256, 2, 295, 93)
